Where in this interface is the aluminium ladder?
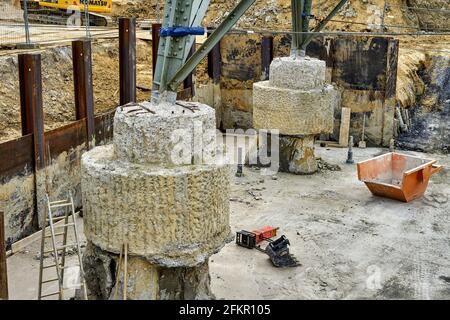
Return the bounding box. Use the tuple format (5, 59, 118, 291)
(37, 192, 87, 300)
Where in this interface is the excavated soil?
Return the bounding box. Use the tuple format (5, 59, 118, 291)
(0, 38, 152, 143)
(0, 0, 449, 144)
(111, 0, 449, 32)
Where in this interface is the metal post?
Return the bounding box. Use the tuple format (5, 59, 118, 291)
(151, 23, 162, 78)
(300, 0, 348, 51)
(302, 0, 313, 33)
(84, 0, 90, 38)
(18, 54, 45, 170)
(207, 32, 221, 85)
(72, 40, 95, 149)
(389, 138, 395, 152)
(0, 211, 8, 300)
(291, 0, 304, 56)
(346, 136, 354, 164)
(381, 0, 388, 33)
(23, 0, 31, 45)
(261, 36, 274, 80)
(156, 1, 161, 23)
(119, 18, 137, 105)
(18, 53, 44, 235)
(236, 147, 244, 177)
(183, 44, 196, 98)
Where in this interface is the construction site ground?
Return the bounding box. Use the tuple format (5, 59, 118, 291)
(6, 145, 450, 300)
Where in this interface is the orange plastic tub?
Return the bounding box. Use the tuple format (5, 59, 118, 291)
(357, 152, 443, 202)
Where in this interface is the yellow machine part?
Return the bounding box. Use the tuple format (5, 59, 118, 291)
(38, 0, 112, 13)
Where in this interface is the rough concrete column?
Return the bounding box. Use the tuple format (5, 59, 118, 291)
(253, 56, 339, 174)
(81, 101, 230, 300)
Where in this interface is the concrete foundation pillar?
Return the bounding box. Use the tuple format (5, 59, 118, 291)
(81, 101, 230, 300)
(253, 56, 339, 174)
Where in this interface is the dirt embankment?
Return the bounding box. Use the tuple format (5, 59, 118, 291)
(111, 0, 449, 32)
(0, 38, 152, 143)
(396, 36, 450, 108)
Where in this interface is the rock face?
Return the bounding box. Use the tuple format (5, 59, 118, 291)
(81, 101, 230, 299)
(397, 55, 450, 153)
(253, 56, 339, 174)
(279, 135, 317, 174)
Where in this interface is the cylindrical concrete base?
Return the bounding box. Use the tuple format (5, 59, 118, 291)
(83, 242, 214, 300)
(81, 144, 231, 267)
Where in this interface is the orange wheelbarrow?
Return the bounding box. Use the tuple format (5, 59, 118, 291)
(357, 152, 443, 202)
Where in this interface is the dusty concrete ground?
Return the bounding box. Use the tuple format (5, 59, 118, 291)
(210, 146, 450, 300)
(5, 146, 450, 300)
(6, 215, 86, 300)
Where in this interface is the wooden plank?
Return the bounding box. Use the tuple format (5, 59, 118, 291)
(339, 107, 351, 147)
(0, 211, 8, 300)
(6, 218, 68, 258)
(0, 134, 33, 183)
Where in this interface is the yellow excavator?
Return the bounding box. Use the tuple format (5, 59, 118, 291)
(20, 0, 112, 26)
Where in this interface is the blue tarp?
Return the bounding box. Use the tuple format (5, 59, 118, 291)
(160, 27, 205, 37)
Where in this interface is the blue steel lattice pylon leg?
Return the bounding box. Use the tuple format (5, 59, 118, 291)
(151, 0, 257, 104)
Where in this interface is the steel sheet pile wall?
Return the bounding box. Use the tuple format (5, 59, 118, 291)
(200, 33, 398, 147)
(0, 112, 114, 247)
(0, 37, 117, 248)
(330, 36, 399, 147)
(0, 135, 35, 247)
